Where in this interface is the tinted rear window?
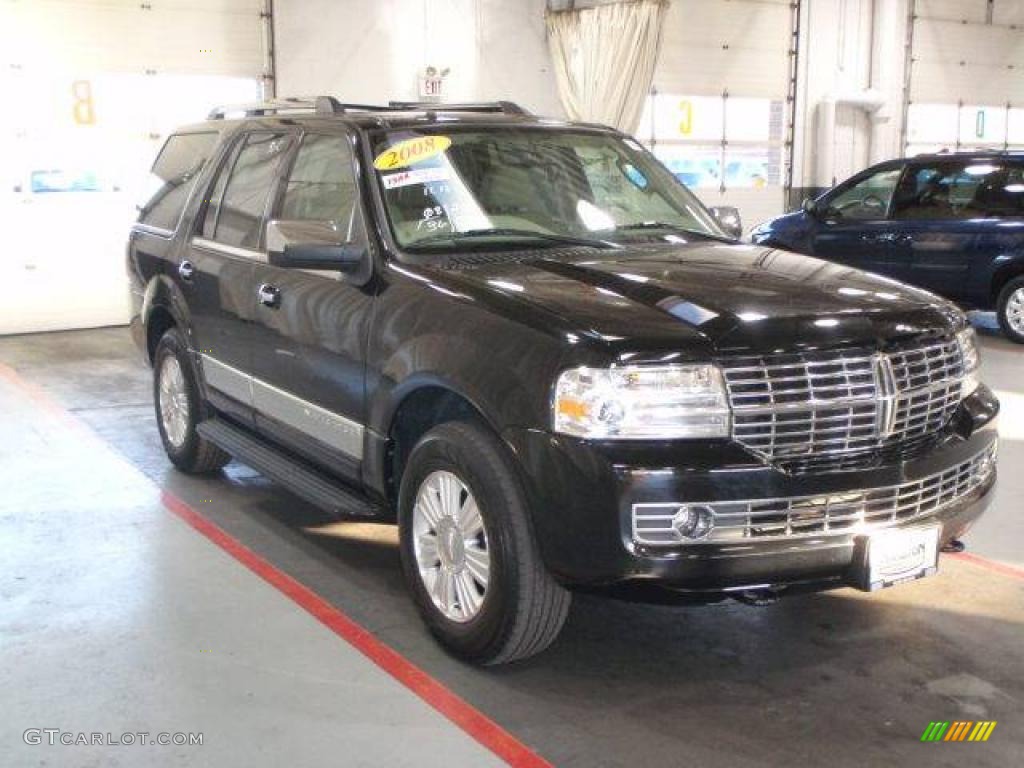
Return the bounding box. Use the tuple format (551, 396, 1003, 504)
(138, 132, 219, 232)
(208, 131, 291, 249)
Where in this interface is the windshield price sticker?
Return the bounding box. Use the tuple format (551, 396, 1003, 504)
(374, 136, 452, 170)
(381, 167, 451, 189)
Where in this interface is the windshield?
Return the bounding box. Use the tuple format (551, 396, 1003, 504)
(369, 127, 724, 252)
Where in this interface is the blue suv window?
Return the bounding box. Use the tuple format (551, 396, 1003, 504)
(827, 168, 901, 220)
(893, 161, 1024, 220)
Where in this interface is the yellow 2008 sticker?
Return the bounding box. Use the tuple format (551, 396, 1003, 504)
(373, 135, 452, 170)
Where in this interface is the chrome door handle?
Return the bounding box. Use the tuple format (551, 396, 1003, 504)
(258, 283, 281, 308)
(178, 260, 196, 281)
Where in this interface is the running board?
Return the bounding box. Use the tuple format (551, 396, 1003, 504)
(197, 418, 379, 517)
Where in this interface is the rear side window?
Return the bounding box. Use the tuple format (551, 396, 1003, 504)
(204, 131, 291, 249)
(138, 132, 218, 232)
(893, 162, 975, 220)
(892, 161, 1024, 220)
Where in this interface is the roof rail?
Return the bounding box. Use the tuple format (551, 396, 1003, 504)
(207, 96, 391, 120)
(387, 100, 530, 115)
(928, 147, 1016, 156)
(206, 97, 531, 120)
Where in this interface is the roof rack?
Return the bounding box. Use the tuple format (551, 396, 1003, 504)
(207, 96, 390, 120)
(928, 147, 1019, 157)
(387, 100, 530, 115)
(207, 97, 531, 120)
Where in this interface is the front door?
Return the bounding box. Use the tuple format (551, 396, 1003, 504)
(185, 128, 296, 426)
(811, 165, 909, 282)
(247, 129, 375, 483)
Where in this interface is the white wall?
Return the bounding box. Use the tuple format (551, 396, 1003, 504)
(274, 0, 563, 116)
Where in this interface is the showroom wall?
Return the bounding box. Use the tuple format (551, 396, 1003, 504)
(273, 0, 563, 116)
(274, 0, 796, 230)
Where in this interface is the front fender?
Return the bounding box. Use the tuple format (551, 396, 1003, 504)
(986, 250, 1024, 308)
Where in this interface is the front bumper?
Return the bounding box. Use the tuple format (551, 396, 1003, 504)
(504, 385, 999, 593)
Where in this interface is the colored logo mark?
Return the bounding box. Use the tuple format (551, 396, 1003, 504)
(921, 721, 997, 742)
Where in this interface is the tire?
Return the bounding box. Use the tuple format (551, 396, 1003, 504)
(398, 421, 571, 664)
(996, 276, 1024, 344)
(153, 328, 230, 474)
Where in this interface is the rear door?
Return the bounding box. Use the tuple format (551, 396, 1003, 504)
(810, 164, 910, 282)
(247, 128, 374, 482)
(890, 159, 1022, 302)
(184, 128, 296, 426)
(130, 130, 219, 335)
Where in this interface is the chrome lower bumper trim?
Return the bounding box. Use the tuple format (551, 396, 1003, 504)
(632, 441, 997, 546)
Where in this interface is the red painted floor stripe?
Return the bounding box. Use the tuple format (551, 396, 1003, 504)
(951, 551, 1024, 581)
(160, 490, 551, 768)
(0, 361, 551, 768)
(6, 357, 1024, 761)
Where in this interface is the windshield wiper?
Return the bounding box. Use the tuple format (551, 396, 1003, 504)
(406, 227, 617, 251)
(610, 222, 733, 243)
(616, 221, 722, 238)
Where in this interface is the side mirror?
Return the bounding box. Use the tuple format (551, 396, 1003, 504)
(266, 220, 371, 285)
(709, 205, 743, 239)
(802, 197, 818, 216)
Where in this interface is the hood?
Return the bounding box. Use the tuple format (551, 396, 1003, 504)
(753, 209, 806, 237)
(433, 241, 963, 359)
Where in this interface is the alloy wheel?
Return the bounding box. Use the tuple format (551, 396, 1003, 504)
(412, 470, 491, 623)
(158, 355, 190, 449)
(1007, 287, 1024, 336)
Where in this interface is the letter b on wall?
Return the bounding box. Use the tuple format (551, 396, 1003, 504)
(72, 80, 95, 125)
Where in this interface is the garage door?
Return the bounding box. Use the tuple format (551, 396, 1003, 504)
(0, 0, 268, 335)
(906, 0, 1024, 155)
(637, 0, 795, 232)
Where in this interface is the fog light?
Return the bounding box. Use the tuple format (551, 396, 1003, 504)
(671, 504, 713, 540)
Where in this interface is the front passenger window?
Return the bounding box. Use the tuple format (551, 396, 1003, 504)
(279, 134, 365, 243)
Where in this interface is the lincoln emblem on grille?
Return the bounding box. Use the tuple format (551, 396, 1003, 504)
(874, 353, 900, 439)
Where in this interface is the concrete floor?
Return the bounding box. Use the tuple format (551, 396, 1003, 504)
(1, 323, 1022, 767)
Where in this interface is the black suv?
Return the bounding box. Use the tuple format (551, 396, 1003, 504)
(752, 152, 1024, 342)
(129, 97, 999, 664)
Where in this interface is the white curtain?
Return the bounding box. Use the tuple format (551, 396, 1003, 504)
(545, 0, 669, 134)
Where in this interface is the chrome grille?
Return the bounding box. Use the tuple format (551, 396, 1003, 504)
(888, 339, 965, 441)
(721, 339, 966, 466)
(889, 339, 964, 391)
(632, 442, 996, 545)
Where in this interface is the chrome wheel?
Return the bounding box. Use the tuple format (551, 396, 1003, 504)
(412, 470, 490, 623)
(158, 355, 190, 449)
(1007, 287, 1024, 336)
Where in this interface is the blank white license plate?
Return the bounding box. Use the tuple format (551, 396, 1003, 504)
(864, 525, 940, 591)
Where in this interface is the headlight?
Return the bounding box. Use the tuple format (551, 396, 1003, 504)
(553, 364, 730, 439)
(749, 222, 770, 243)
(956, 326, 981, 399)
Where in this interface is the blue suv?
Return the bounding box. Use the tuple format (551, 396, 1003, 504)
(751, 153, 1024, 343)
